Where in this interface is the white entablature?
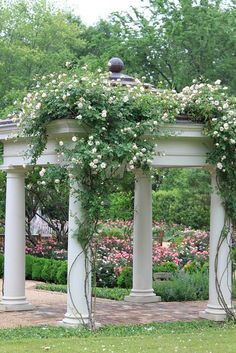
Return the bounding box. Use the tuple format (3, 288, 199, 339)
(0, 119, 212, 168)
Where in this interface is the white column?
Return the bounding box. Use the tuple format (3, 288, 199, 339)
(200, 171, 232, 321)
(0, 167, 33, 311)
(125, 171, 160, 303)
(62, 180, 92, 326)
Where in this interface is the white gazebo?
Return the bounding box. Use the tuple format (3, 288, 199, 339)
(0, 116, 232, 324)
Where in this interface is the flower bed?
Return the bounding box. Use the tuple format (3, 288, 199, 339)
(25, 221, 209, 287)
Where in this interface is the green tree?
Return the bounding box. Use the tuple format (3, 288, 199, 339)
(0, 0, 86, 115)
(82, 0, 236, 92)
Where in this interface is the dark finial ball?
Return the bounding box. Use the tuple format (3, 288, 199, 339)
(108, 57, 124, 73)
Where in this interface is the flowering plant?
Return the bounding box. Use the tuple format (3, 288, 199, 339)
(11, 67, 236, 247)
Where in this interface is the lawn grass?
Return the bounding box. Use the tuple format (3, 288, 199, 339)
(0, 321, 236, 353)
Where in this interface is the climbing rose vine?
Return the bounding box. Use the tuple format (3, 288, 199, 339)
(9, 67, 236, 244)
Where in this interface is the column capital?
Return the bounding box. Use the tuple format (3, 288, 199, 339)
(134, 169, 151, 179)
(0, 165, 27, 175)
(203, 165, 216, 176)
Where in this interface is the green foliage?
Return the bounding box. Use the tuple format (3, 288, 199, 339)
(25, 255, 35, 279)
(100, 225, 124, 239)
(25, 165, 69, 244)
(0, 0, 86, 114)
(153, 272, 209, 301)
(31, 258, 45, 280)
(26, 255, 67, 284)
(153, 168, 211, 229)
(41, 260, 57, 283)
(153, 262, 178, 273)
(56, 262, 67, 285)
(117, 267, 132, 288)
(0, 254, 4, 277)
(184, 261, 209, 274)
(100, 192, 133, 221)
(95, 0, 236, 94)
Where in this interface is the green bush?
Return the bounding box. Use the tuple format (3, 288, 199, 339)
(153, 262, 178, 273)
(56, 262, 67, 285)
(41, 259, 59, 283)
(25, 255, 35, 279)
(100, 192, 133, 220)
(153, 271, 209, 301)
(117, 267, 132, 288)
(100, 226, 124, 239)
(0, 254, 4, 277)
(153, 169, 211, 229)
(32, 258, 45, 281)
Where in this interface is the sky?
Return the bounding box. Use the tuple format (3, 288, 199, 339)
(55, 0, 149, 25)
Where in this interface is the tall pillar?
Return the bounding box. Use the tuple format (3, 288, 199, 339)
(0, 167, 33, 311)
(62, 180, 92, 326)
(200, 171, 232, 321)
(125, 171, 160, 303)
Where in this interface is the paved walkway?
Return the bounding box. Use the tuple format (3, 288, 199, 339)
(0, 281, 207, 328)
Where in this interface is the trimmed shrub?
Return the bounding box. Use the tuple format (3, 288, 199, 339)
(153, 271, 208, 301)
(32, 258, 47, 281)
(56, 262, 67, 284)
(153, 261, 178, 273)
(25, 255, 35, 279)
(117, 267, 132, 289)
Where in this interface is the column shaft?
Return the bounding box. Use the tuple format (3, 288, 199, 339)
(63, 180, 92, 326)
(0, 168, 33, 311)
(125, 171, 160, 303)
(200, 172, 232, 321)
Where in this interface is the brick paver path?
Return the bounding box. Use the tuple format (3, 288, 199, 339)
(0, 280, 206, 328)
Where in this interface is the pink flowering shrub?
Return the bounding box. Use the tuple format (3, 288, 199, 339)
(25, 238, 67, 260)
(25, 221, 209, 287)
(174, 229, 209, 266)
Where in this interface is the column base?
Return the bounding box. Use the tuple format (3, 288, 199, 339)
(61, 312, 98, 328)
(199, 304, 234, 322)
(0, 297, 34, 312)
(125, 289, 161, 303)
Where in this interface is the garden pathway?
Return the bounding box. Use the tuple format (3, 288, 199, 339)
(0, 280, 206, 328)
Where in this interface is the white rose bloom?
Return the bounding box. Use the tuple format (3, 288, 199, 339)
(35, 103, 41, 110)
(101, 162, 107, 169)
(101, 110, 107, 118)
(123, 96, 129, 102)
(72, 136, 77, 142)
(217, 162, 223, 169)
(39, 168, 46, 177)
(76, 114, 82, 120)
(230, 139, 236, 144)
(55, 179, 60, 184)
(59, 141, 64, 146)
(42, 92, 47, 98)
(92, 148, 97, 153)
(93, 159, 99, 164)
(77, 102, 83, 108)
(215, 79, 221, 85)
(41, 181, 46, 186)
(223, 123, 229, 130)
